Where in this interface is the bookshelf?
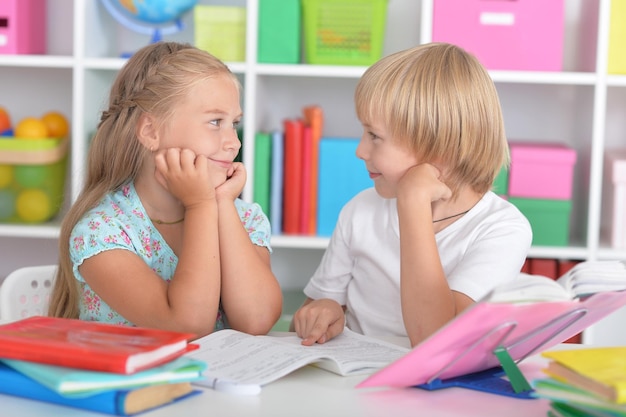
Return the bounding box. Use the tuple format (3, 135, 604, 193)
(0, 0, 625, 299)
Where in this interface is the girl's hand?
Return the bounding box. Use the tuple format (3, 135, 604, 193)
(154, 148, 216, 208)
(398, 163, 452, 203)
(292, 299, 345, 346)
(215, 161, 246, 202)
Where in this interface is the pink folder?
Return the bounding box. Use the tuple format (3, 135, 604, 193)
(358, 291, 626, 389)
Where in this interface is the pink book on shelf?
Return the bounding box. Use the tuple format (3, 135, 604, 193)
(357, 290, 626, 389)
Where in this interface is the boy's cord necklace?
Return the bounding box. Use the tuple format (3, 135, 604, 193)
(432, 209, 470, 223)
(150, 217, 185, 225)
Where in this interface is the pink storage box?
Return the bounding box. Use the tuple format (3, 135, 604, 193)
(508, 143, 576, 200)
(605, 150, 626, 249)
(0, 0, 46, 55)
(432, 0, 564, 71)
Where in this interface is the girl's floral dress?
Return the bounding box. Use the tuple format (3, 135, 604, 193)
(70, 182, 271, 330)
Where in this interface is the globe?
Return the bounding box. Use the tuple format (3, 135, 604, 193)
(101, 0, 198, 47)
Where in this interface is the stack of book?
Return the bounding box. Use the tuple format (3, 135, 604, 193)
(532, 346, 626, 417)
(0, 316, 207, 416)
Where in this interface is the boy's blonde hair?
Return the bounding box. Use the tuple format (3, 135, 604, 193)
(49, 42, 239, 319)
(355, 42, 508, 197)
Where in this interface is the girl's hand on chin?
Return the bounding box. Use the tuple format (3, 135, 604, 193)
(154, 148, 216, 206)
(216, 162, 246, 202)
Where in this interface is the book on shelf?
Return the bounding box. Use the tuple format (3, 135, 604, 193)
(0, 362, 200, 416)
(0, 316, 197, 374)
(253, 131, 272, 217)
(270, 129, 284, 235)
(299, 124, 313, 234)
(282, 118, 304, 234)
(533, 378, 626, 417)
(185, 327, 409, 387)
(302, 105, 324, 235)
(357, 261, 626, 391)
(541, 346, 626, 404)
(1, 356, 206, 396)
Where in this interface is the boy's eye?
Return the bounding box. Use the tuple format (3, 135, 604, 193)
(369, 131, 380, 140)
(209, 119, 221, 127)
(232, 120, 241, 129)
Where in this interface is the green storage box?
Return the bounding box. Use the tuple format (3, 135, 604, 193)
(194, 6, 246, 62)
(258, 0, 301, 63)
(509, 197, 572, 247)
(0, 137, 68, 223)
(302, 0, 388, 65)
(493, 166, 509, 196)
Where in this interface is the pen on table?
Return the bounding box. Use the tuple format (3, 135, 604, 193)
(194, 376, 262, 396)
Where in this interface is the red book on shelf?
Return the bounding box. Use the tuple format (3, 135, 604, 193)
(282, 118, 304, 234)
(0, 316, 197, 374)
(530, 258, 558, 280)
(302, 105, 324, 235)
(299, 125, 313, 234)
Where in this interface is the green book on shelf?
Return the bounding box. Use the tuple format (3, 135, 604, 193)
(254, 132, 272, 217)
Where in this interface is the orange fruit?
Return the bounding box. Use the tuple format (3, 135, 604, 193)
(0, 107, 11, 132)
(14, 117, 49, 140)
(41, 111, 69, 138)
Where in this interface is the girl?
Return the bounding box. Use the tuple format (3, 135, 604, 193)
(49, 42, 282, 338)
(292, 43, 532, 347)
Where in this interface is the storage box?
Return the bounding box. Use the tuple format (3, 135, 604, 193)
(0, 0, 46, 55)
(194, 6, 246, 62)
(432, 0, 564, 71)
(604, 149, 626, 249)
(302, 0, 388, 66)
(508, 143, 576, 200)
(0, 138, 68, 223)
(258, 0, 301, 64)
(608, 0, 626, 74)
(317, 138, 372, 236)
(508, 198, 572, 247)
(492, 166, 508, 196)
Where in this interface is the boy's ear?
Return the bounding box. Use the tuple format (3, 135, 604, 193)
(136, 113, 159, 151)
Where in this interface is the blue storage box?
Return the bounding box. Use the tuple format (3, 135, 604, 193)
(317, 138, 372, 236)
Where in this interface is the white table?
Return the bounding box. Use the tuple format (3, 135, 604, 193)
(0, 333, 567, 417)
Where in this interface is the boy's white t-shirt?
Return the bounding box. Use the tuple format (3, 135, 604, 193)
(303, 188, 532, 337)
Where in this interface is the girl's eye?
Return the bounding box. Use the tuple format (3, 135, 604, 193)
(209, 119, 221, 127)
(232, 120, 241, 129)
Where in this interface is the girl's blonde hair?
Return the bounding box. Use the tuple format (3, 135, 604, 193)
(49, 42, 239, 318)
(355, 42, 508, 197)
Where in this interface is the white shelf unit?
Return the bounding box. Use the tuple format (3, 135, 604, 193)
(1, 0, 625, 293)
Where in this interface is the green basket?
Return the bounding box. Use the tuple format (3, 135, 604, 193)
(302, 0, 388, 66)
(0, 137, 68, 223)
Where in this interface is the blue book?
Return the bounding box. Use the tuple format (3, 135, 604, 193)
(0, 363, 201, 416)
(270, 130, 284, 235)
(316, 138, 372, 236)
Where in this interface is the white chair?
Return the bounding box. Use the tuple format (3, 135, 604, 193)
(0, 265, 58, 322)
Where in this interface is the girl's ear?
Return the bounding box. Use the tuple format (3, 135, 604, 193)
(136, 113, 159, 151)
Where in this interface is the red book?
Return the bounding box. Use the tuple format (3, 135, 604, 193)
(299, 125, 313, 234)
(0, 316, 196, 374)
(302, 105, 324, 235)
(282, 118, 304, 234)
(530, 258, 558, 280)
